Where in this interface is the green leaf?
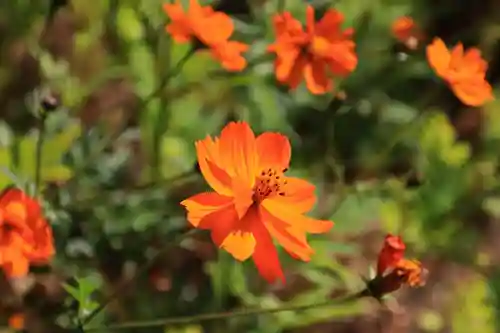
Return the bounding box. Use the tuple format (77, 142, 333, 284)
(116, 6, 145, 42)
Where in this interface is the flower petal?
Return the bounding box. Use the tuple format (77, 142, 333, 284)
(426, 38, 451, 78)
(262, 199, 333, 234)
(195, 137, 233, 196)
(221, 231, 256, 261)
(275, 48, 301, 82)
(181, 192, 234, 227)
(284, 54, 308, 90)
(198, 12, 234, 45)
(231, 176, 254, 219)
(251, 218, 285, 283)
(451, 78, 493, 107)
(210, 41, 249, 72)
(219, 122, 258, 188)
(273, 177, 316, 213)
(256, 132, 291, 171)
(259, 205, 313, 261)
(198, 204, 239, 246)
(163, 3, 192, 43)
(304, 60, 332, 94)
(316, 9, 343, 38)
(376, 234, 405, 275)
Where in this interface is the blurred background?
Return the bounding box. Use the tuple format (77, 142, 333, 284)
(1, 0, 500, 332)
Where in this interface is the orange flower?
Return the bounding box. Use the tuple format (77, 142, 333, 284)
(376, 234, 405, 275)
(391, 16, 422, 49)
(8, 313, 24, 330)
(427, 38, 493, 106)
(367, 234, 426, 298)
(181, 122, 333, 283)
(0, 188, 55, 277)
(163, 0, 249, 71)
(268, 5, 357, 94)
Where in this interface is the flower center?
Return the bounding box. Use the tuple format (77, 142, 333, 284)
(253, 168, 288, 202)
(309, 36, 331, 57)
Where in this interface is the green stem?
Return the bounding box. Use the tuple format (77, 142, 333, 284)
(143, 47, 195, 108)
(84, 291, 365, 331)
(34, 113, 47, 195)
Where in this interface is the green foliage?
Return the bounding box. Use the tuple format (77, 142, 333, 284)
(0, 0, 499, 332)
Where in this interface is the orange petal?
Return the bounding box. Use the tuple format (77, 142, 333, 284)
(163, 2, 185, 21)
(283, 54, 308, 90)
(210, 41, 249, 72)
(316, 9, 343, 37)
(219, 122, 258, 188)
(198, 204, 239, 245)
(451, 79, 493, 107)
(198, 12, 234, 45)
(220, 207, 259, 261)
(251, 218, 284, 283)
(231, 176, 254, 219)
(329, 43, 358, 76)
(259, 205, 313, 261)
(262, 199, 333, 234)
(304, 60, 332, 94)
(195, 137, 233, 196)
(221, 231, 256, 261)
(273, 177, 316, 213)
(275, 48, 301, 82)
(305, 5, 316, 35)
(2, 250, 29, 278)
(256, 132, 291, 171)
(4, 202, 27, 227)
(463, 48, 487, 73)
(426, 38, 451, 78)
(181, 192, 234, 227)
(163, 3, 192, 43)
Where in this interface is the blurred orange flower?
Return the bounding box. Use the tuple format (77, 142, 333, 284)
(372, 234, 427, 297)
(8, 313, 24, 330)
(268, 5, 357, 94)
(391, 16, 422, 49)
(376, 233, 405, 275)
(427, 38, 493, 106)
(181, 122, 333, 283)
(163, 0, 249, 71)
(0, 188, 55, 277)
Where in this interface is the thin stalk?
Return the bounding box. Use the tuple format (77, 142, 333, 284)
(84, 291, 366, 331)
(34, 113, 47, 195)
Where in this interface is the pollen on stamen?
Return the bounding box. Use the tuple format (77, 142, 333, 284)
(253, 168, 288, 202)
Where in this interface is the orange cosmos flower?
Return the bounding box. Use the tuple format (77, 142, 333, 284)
(181, 122, 333, 283)
(367, 234, 426, 299)
(8, 313, 24, 330)
(268, 5, 357, 94)
(391, 16, 422, 49)
(0, 188, 55, 277)
(163, 0, 249, 71)
(427, 38, 493, 106)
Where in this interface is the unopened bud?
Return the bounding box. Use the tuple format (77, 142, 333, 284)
(41, 93, 59, 112)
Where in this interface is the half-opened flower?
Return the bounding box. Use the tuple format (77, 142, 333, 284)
(163, 0, 249, 71)
(368, 234, 426, 298)
(427, 38, 493, 106)
(268, 5, 357, 94)
(181, 122, 333, 283)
